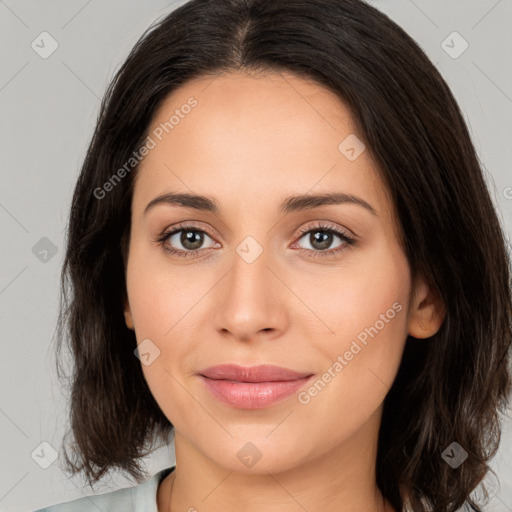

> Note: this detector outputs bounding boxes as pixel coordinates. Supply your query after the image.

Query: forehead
[132,70,388,218]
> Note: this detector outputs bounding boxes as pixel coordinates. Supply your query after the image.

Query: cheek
[295,242,410,354]
[125,237,208,338]
[125,241,218,426]
[297,247,411,437]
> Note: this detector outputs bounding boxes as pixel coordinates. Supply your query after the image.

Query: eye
[157,223,218,258]
[157,221,356,259]
[292,222,355,258]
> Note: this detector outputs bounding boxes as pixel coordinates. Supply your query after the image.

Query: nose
[212,243,288,342]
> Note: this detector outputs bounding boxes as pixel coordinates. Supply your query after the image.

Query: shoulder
[32,466,175,512]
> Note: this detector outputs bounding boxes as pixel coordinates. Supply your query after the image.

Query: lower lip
[199,375,313,409]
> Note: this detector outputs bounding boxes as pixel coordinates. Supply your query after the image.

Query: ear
[124,297,134,330]
[408,275,445,339]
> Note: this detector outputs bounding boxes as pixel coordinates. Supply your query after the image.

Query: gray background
[0,1,511,511]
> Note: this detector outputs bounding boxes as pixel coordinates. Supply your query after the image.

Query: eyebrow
[144,192,378,216]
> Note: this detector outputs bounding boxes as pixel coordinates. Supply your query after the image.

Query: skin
[123,69,445,512]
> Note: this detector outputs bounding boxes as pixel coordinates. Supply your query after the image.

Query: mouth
[198,363,313,382]
[198,364,314,409]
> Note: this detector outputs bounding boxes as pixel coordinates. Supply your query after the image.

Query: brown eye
[163,228,216,252]
[293,223,356,258]
[157,223,219,257]
[300,230,340,251]
[176,229,205,251]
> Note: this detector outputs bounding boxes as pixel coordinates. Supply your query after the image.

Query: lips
[198,364,314,409]
[198,364,312,382]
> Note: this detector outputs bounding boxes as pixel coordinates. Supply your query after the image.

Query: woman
[35,0,512,510]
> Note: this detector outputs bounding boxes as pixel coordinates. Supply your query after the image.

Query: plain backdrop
[0,1,511,511]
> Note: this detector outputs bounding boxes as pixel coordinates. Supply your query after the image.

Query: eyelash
[156,222,356,259]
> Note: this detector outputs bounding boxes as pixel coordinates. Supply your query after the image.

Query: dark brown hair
[54,1,512,510]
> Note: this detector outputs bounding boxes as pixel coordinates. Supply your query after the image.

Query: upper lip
[199,364,313,382]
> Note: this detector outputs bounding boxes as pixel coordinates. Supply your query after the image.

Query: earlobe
[408,277,445,339]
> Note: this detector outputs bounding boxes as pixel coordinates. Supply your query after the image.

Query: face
[124,69,440,475]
